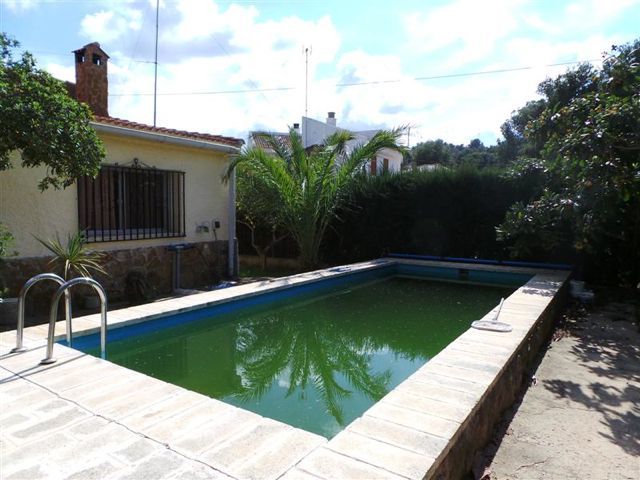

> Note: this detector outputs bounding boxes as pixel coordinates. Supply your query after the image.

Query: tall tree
[499,40,640,285]
[227,128,403,269]
[236,167,289,270]
[412,138,500,168]
[411,139,452,166]
[496,63,598,166]
[0,33,104,190]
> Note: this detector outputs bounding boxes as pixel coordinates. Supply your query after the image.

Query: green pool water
[88,276,514,438]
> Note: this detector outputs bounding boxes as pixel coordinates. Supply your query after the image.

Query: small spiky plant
[36,231,107,280]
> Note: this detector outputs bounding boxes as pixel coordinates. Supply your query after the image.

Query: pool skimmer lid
[471,298,513,333]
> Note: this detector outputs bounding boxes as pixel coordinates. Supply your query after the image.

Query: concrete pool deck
[0,259,569,479]
[481,298,640,479]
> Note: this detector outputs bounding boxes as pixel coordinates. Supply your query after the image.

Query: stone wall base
[0,241,228,319]
[429,281,569,480]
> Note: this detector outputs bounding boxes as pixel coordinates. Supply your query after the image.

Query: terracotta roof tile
[250,132,291,150]
[93,115,244,148]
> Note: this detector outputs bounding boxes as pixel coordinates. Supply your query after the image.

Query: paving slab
[296,447,406,480]
[430,354,503,376]
[365,401,461,439]
[277,468,323,480]
[347,416,448,458]
[409,370,489,396]
[395,378,479,409]
[328,430,435,479]
[118,390,209,431]
[198,419,324,480]
[145,396,259,449]
[0,376,239,480]
[382,389,470,423]
[414,362,495,387]
[170,409,263,457]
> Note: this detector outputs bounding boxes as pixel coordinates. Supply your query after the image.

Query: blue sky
[2,0,639,145]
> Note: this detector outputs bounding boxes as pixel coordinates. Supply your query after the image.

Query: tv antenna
[153,0,159,126]
[303,46,312,118]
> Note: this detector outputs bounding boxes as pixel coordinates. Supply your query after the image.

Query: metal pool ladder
[12,273,71,353]
[41,277,108,365]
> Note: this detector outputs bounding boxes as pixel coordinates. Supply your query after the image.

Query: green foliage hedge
[322,167,554,264]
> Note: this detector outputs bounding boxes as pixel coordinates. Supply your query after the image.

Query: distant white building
[416,163,446,172]
[249,112,403,175]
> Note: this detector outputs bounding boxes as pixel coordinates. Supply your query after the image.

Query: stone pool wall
[429,280,569,479]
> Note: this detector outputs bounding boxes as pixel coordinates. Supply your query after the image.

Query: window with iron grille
[78,164,185,242]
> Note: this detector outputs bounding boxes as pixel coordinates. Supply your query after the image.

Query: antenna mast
[153,0,159,126]
[304,46,311,118]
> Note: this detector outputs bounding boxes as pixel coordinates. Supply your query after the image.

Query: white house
[0,42,243,307]
[249,112,404,175]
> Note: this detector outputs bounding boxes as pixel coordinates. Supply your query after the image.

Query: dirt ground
[473,290,640,480]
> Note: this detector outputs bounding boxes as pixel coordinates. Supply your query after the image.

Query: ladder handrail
[12,273,72,353]
[41,277,108,365]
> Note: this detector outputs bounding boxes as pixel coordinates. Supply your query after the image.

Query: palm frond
[323,130,355,159]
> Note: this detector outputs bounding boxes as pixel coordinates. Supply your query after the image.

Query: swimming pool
[3,258,569,479]
[69,263,530,438]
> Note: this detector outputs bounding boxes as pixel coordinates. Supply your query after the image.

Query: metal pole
[64,290,73,346]
[153,0,159,127]
[228,166,237,278]
[41,278,107,365]
[304,47,309,118]
[12,273,66,353]
[100,293,108,359]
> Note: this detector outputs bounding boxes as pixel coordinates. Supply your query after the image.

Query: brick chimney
[326,111,336,127]
[73,42,109,117]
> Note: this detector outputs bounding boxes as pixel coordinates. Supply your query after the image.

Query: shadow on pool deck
[473,294,640,480]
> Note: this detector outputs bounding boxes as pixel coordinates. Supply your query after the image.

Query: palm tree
[226,128,403,269]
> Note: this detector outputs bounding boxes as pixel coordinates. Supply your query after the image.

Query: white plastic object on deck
[471,298,513,333]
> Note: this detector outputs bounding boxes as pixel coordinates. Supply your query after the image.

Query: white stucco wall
[0,153,78,258]
[375,148,403,174]
[302,117,339,148]
[0,132,233,258]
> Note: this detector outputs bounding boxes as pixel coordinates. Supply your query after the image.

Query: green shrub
[323,166,550,263]
[0,223,14,259]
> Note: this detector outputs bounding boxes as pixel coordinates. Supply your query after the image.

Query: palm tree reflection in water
[233,312,391,425]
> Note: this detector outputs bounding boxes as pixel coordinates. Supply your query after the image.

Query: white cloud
[101,1,342,139]
[390,0,637,144]
[167,0,258,43]
[3,0,36,11]
[320,29,623,145]
[566,0,640,24]
[521,13,561,36]
[65,0,637,147]
[403,0,525,69]
[502,35,617,67]
[80,8,143,43]
[45,62,74,83]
